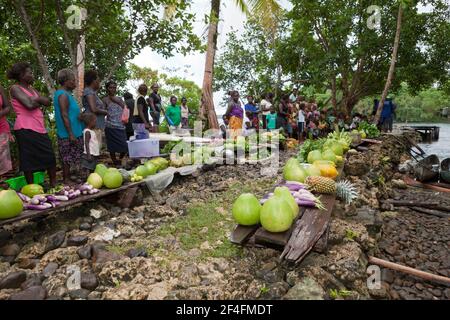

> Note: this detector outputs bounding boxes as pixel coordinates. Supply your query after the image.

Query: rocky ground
[0,133,448,300]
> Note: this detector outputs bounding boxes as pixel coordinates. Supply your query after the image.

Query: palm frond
[233,0,250,15]
[163,4,177,20]
[246,0,282,34]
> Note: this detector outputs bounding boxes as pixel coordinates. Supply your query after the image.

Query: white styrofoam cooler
[127,138,160,158]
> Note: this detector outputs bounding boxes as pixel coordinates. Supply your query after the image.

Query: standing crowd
[0,62,192,188]
[221,88,395,140]
[221,88,363,140]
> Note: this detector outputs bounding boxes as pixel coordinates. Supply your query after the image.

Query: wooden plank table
[0,181,146,227]
[280,194,336,263]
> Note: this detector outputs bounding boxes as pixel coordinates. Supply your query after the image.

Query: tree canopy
[215,0,450,114]
[129,63,202,113]
[0,0,202,93]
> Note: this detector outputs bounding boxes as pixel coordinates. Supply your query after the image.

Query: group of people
[0,62,191,188]
[222,88,344,140]
[221,88,394,140]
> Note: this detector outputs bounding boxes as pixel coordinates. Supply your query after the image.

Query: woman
[224,91,244,138]
[133,84,151,129]
[123,92,135,140]
[54,69,84,184]
[180,97,189,128]
[8,62,57,187]
[165,96,181,127]
[148,83,162,126]
[277,94,290,135]
[0,84,13,177]
[260,93,273,129]
[103,81,128,166]
[82,70,107,150]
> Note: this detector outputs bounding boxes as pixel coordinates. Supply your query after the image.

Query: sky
[128,0,292,114]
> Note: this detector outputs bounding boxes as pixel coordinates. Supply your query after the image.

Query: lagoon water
[397,122,450,161]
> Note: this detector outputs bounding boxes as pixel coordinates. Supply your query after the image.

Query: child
[220,114,229,139]
[245,110,260,131]
[180,97,189,128]
[80,113,100,178]
[318,113,328,137]
[266,107,277,131]
[297,103,306,142]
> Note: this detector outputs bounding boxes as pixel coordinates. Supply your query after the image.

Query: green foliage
[354,82,450,122]
[129,63,201,113]
[0,0,201,93]
[345,229,359,241]
[214,17,290,100]
[216,0,450,114]
[358,121,380,138]
[329,289,353,299]
[297,138,327,163]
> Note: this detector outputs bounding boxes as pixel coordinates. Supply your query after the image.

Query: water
[400,122,450,161]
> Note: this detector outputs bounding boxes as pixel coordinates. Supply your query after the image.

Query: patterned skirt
[0,133,12,175]
[57,136,84,166]
[229,116,243,139]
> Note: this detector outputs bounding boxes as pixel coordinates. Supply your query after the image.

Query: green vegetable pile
[358,121,380,138]
[297,138,326,163]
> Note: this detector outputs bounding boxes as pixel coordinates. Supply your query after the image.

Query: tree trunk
[201,0,220,130]
[331,76,337,110]
[374,4,403,124]
[76,34,86,103]
[17,0,55,94]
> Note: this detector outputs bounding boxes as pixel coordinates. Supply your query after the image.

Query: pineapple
[305,176,358,205]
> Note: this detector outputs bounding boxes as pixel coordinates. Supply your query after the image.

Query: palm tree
[374,2,405,125]
[201,0,282,129]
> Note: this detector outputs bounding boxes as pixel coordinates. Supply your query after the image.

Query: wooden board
[280,194,335,263]
[404,176,450,193]
[230,225,259,245]
[0,181,146,226]
[361,138,382,145]
[254,207,306,248]
[313,223,330,254]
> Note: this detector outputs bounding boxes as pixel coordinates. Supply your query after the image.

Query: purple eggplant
[25,203,52,210]
[46,195,69,202]
[67,192,77,200]
[16,192,31,202]
[48,201,60,208]
[79,184,93,192]
[295,199,317,207]
[283,182,306,191]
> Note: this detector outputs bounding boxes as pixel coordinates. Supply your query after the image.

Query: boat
[440,158,450,184]
[413,154,440,182]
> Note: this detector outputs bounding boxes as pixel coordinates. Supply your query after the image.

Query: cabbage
[232,193,261,226]
[260,195,294,233]
[274,187,299,219]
